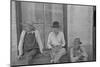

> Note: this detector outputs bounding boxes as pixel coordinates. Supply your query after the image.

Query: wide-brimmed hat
[74,38,82,44]
[51,21,60,28]
[22,21,35,30]
[22,21,32,26]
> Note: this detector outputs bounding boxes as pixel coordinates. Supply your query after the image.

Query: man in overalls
[18,21,43,64]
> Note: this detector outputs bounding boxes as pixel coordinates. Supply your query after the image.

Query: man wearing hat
[47,21,66,63]
[18,21,43,64]
[70,38,88,62]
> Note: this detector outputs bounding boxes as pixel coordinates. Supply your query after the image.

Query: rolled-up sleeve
[47,32,52,49]
[35,30,43,53]
[18,30,26,56]
[61,32,65,46]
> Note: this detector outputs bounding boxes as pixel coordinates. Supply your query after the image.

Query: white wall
[67,5,93,47]
[67,5,94,60]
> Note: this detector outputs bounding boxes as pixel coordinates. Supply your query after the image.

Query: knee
[60,48,66,55]
[83,57,88,61]
[71,59,76,62]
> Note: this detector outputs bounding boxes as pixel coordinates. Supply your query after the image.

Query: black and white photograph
[11,0,96,66]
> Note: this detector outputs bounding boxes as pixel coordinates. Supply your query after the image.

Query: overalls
[23,32,40,64]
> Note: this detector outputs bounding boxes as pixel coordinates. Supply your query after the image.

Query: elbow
[47,45,52,49]
[62,43,65,47]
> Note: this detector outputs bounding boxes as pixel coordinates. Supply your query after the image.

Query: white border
[0,0,99,67]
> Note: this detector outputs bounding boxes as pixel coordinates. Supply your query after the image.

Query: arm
[70,48,79,62]
[81,47,88,58]
[35,30,43,53]
[18,30,26,56]
[60,32,65,47]
[47,32,52,49]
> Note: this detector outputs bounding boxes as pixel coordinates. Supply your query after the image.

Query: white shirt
[18,30,43,56]
[47,31,65,49]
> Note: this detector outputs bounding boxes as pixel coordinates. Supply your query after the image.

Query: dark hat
[51,21,60,28]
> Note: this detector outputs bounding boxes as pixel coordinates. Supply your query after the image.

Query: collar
[27,31,35,34]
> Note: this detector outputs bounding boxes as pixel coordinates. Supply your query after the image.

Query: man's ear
[80,42,82,44]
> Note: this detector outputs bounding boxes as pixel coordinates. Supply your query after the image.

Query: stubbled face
[53,28,59,33]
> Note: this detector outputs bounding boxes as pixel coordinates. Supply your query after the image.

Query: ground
[11,45,93,66]
[11,52,69,66]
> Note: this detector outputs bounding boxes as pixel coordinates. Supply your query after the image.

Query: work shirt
[47,31,65,49]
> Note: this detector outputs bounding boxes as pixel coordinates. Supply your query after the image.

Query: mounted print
[11,0,96,66]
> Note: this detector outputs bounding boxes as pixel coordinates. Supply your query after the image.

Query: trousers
[50,47,66,63]
[22,48,39,64]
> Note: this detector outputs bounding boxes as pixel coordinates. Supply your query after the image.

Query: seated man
[70,38,88,62]
[47,21,66,63]
[18,21,43,64]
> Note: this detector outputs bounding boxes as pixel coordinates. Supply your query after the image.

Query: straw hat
[74,38,82,44]
[22,21,35,30]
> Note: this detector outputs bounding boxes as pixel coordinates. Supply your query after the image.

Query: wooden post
[63,5,68,51]
[15,1,22,55]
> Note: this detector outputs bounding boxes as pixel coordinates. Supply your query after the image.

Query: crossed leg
[25,49,39,64]
[53,48,66,63]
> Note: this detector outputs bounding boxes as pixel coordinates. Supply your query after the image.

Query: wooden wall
[20,2,65,49]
